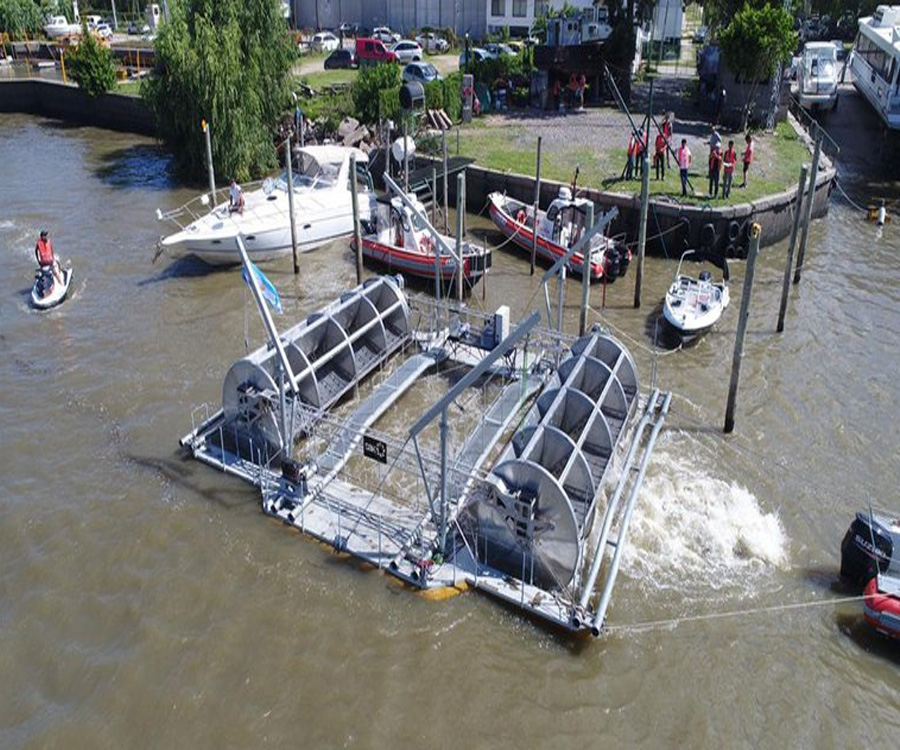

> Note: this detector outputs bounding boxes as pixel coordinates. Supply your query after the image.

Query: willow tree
[143,0,295,182]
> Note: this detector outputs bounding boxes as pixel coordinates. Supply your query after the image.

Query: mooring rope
[604,593,874,635]
[832,177,871,214]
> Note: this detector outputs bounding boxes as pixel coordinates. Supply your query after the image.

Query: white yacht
[849,5,900,129]
[796,42,840,110]
[158,146,377,265]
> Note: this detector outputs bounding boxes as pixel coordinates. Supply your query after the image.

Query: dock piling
[202,119,215,204]
[634,81,653,309]
[777,165,808,332]
[531,136,542,276]
[442,130,449,234]
[456,172,465,301]
[286,138,300,275]
[579,203,594,335]
[794,129,823,285]
[725,222,762,434]
[350,152,362,284]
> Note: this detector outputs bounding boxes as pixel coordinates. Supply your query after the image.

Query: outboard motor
[840,513,894,588]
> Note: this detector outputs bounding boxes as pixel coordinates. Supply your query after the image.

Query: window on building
[491,0,506,16]
[513,0,527,17]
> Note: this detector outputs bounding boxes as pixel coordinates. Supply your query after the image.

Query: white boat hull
[662,274,729,341]
[31,267,73,310]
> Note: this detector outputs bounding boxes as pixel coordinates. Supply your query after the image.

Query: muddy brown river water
[1,104,898,747]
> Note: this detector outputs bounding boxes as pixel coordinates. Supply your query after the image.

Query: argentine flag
[242,260,283,314]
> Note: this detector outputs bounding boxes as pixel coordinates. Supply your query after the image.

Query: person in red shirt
[34,230,62,284]
[722,139,737,199]
[740,134,753,188]
[654,130,667,180]
[625,131,637,180]
[662,113,673,168]
[708,143,723,198]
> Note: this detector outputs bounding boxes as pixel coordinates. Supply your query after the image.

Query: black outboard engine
[34,268,54,299]
[604,247,621,280]
[840,512,894,588]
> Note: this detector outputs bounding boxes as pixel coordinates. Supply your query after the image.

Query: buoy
[877,205,887,226]
[867,203,891,224]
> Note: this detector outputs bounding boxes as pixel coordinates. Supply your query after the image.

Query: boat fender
[728,220,740,243]
[726,243,736,258]
[700,223,717,251]
[419,235,433,253]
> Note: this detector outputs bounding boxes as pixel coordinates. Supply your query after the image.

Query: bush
[424,72,462,121]
[351,62,402,124]
[470,53,526,86]
[66,24,117,97]
[0,0,44,37]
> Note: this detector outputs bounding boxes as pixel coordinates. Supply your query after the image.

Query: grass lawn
[115,79,143,96]
[297,68,357,89]
[455,117,810,207]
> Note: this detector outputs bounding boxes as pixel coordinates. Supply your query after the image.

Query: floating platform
[181,276,670,637]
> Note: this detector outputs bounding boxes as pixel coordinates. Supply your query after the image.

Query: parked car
[402,61,442,84]
[415,32,449,53]
[372,26,401,44]
[484,43,516,58]
[693,26,708,44]
[324,48,356,69]
[355,37,398,65]
[94,22,113,40]
[391,40,423,62]
[458,47,489,69]
[338,22,357,36]
[84,14,102,29]
[311,31,340,53]
[128,21,150,35]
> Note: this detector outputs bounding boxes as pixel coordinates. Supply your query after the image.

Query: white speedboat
[31,265,73,310]
[796,42,839,110]
[43,15,82,38]
[488,187,630,282]
[662,251,730,343]
[157,145,377,265]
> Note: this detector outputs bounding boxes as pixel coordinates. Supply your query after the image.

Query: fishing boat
[359,193,491,288]
[841,508,900,639]
[849,5,900,129]
[661,250,730,343]
[796,41,840,110]
[487,187,630,282]
[31,264,73,310]
[157,145,377,265]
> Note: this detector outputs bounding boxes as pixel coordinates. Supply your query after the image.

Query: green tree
[142,0,295,182]
[0,0,44,37]
[66,22,117,97]
[351,62,401,125]
[718,3,796,129]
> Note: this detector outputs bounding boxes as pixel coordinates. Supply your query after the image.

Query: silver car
[402,62,442,84]
[391,40,423,62]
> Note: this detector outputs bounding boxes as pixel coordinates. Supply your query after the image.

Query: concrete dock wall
[454,161,834,258]
[0,79,156,136]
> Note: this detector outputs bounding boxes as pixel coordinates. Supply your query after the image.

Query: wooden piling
[634,81,652,309]
[456,172,465,301]
[579,203,594,336]
[793,130,823,285]
[531,136,542,276]
[350,152,362,284]
[286,138,300,275]
[202,120,215,204]
[442,129,449,234]
[725,222,762,434]
[777,165,808,333]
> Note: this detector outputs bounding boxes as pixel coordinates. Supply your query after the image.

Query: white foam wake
[622,440,789,600]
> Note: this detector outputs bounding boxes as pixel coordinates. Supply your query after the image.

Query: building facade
[293,0,488,38]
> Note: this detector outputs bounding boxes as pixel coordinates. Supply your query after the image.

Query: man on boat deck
[34,230,62,284]
[229,179,245,215]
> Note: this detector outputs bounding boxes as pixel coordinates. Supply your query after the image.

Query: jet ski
[31,264,73,310]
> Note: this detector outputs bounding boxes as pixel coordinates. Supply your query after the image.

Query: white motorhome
[849,5,900,128]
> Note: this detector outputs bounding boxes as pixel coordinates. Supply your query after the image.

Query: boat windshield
[290,151,341,188]
[804,49,836,78]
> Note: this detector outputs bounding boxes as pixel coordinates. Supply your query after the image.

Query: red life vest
[743,141,753,165]
[709,148,722,171]
[723,148,737,173]
[655,133,667,154]
[678,146,691,169]
[36,237,54,266]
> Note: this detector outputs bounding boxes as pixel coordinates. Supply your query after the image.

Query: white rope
[605,593,874,635]
[832,177,870,214]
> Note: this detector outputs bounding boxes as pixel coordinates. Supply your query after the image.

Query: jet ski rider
[35,230,62,285]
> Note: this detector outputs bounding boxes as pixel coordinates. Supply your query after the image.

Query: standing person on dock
[740,133,754,188]
[654,128,667,180]
[551,78,562,111]
[567,73,578,110]
[677,138,691,197]
[625,130,637,180]
[708,142,722,199]
[722,140,737,199]
[662,112,673,168]
[576,72,587,110]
